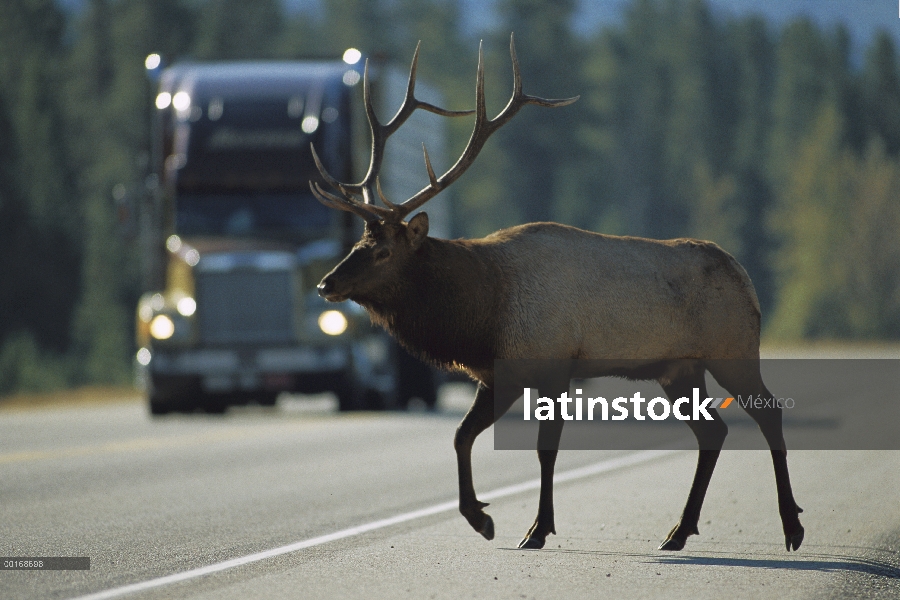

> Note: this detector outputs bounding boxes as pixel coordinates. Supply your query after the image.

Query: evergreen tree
[581,0,733,241]
[861,32,900,154]
[487,0,584,227]
[318,0,397,58]
[64,0,196,384]
[767,104,900,339]
[0,0,80,360]
[193,0,284,60]
[720,15,777,316]
[767,19,851,185]
[5,0,900,397]
[765,103,843,339]
[839,141,900,338]
[278,9,327,59]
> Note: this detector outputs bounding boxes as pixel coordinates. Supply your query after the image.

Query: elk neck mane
[356,235,505,374]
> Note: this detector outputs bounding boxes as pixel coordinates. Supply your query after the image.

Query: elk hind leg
[708,361,804,551]
[659,371,728,551]
[518,382,567,550]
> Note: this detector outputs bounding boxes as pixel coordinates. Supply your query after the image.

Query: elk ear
[406,212,429,250]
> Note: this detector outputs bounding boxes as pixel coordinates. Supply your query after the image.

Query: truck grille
[196,269,295,345]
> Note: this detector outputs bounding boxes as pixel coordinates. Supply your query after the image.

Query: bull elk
[311,35,804,552]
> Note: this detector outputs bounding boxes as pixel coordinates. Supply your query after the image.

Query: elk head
[312,34,578,304]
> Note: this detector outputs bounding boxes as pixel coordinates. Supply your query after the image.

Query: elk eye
[373,248,391,261]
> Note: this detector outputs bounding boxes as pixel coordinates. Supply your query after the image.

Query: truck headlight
[150,314,176,340]
[136,347,152,366]
[318,310,348,336]
[176,296,196,316]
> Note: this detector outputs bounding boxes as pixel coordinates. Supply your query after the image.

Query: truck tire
[148,374,199,415]
[149,396,173,416]
[395,346,437,410]
[335,376,364,411]
[257,392,279,407]
[201,393,229,414]
[362,388,387,411]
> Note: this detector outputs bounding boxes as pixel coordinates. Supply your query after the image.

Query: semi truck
[135,54,445,414]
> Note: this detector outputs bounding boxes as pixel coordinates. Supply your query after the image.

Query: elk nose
[317,280,334,298]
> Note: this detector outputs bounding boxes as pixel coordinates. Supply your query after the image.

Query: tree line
[1,0,898,394]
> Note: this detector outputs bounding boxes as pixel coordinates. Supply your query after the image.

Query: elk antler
[393,34,579,221]
[311,34,579,224]
[310,42,474,223]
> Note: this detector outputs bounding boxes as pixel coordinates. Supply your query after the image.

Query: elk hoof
[517,520,554,549]
[658,523,697,551]
[657,537,685,551]
[517,535,545,550]
[785,525,804,552]
[479,515,495,541]
[461,501,493,539]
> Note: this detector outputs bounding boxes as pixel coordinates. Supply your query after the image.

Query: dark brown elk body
[323,223,760,371]
[313,36,805,553]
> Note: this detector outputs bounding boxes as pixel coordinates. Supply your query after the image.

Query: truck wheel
[258,392,279,407]
[419,376,438,410]
[362,389,387,411]
[149,397,172,416]
[395,347,437,410]
[335,378,363,411]
[148,374,198,415]
[201,393,229,414]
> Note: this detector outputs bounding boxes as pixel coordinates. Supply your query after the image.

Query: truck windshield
[176,191,334,241]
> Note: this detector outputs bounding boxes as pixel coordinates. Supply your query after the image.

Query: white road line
[69,449,679,600]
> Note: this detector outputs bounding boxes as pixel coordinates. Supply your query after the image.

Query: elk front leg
[454,382,515,540]
[518,417,564,549]
[659,374,728,551]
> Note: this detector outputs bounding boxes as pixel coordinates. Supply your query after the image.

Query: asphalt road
[1,382,899,600]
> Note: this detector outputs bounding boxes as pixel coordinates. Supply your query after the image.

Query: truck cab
[136,59,437,414]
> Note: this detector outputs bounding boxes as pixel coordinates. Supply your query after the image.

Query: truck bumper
[142,346,350,393]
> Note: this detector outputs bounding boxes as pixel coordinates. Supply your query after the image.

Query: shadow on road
[649,552,900,578]
[500,546,900,579]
